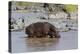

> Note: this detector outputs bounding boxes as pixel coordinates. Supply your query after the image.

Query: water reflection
[25,38,60,47]
[24,38,60,52]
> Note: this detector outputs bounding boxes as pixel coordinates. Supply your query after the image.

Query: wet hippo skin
[25,22,60,38]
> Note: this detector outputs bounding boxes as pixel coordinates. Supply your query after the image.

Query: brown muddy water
[11,31,78,53]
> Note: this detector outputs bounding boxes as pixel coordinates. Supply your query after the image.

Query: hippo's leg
[54,33,61,38]
[27,31,34,38]
[27,34,34,38]
[48,32,60,38]
[48,32,54,38]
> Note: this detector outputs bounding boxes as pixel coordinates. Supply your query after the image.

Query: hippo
[25,22,60,38]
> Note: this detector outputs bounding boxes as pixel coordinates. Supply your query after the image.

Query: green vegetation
[16,2,34,6]
[65,4,78,13]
